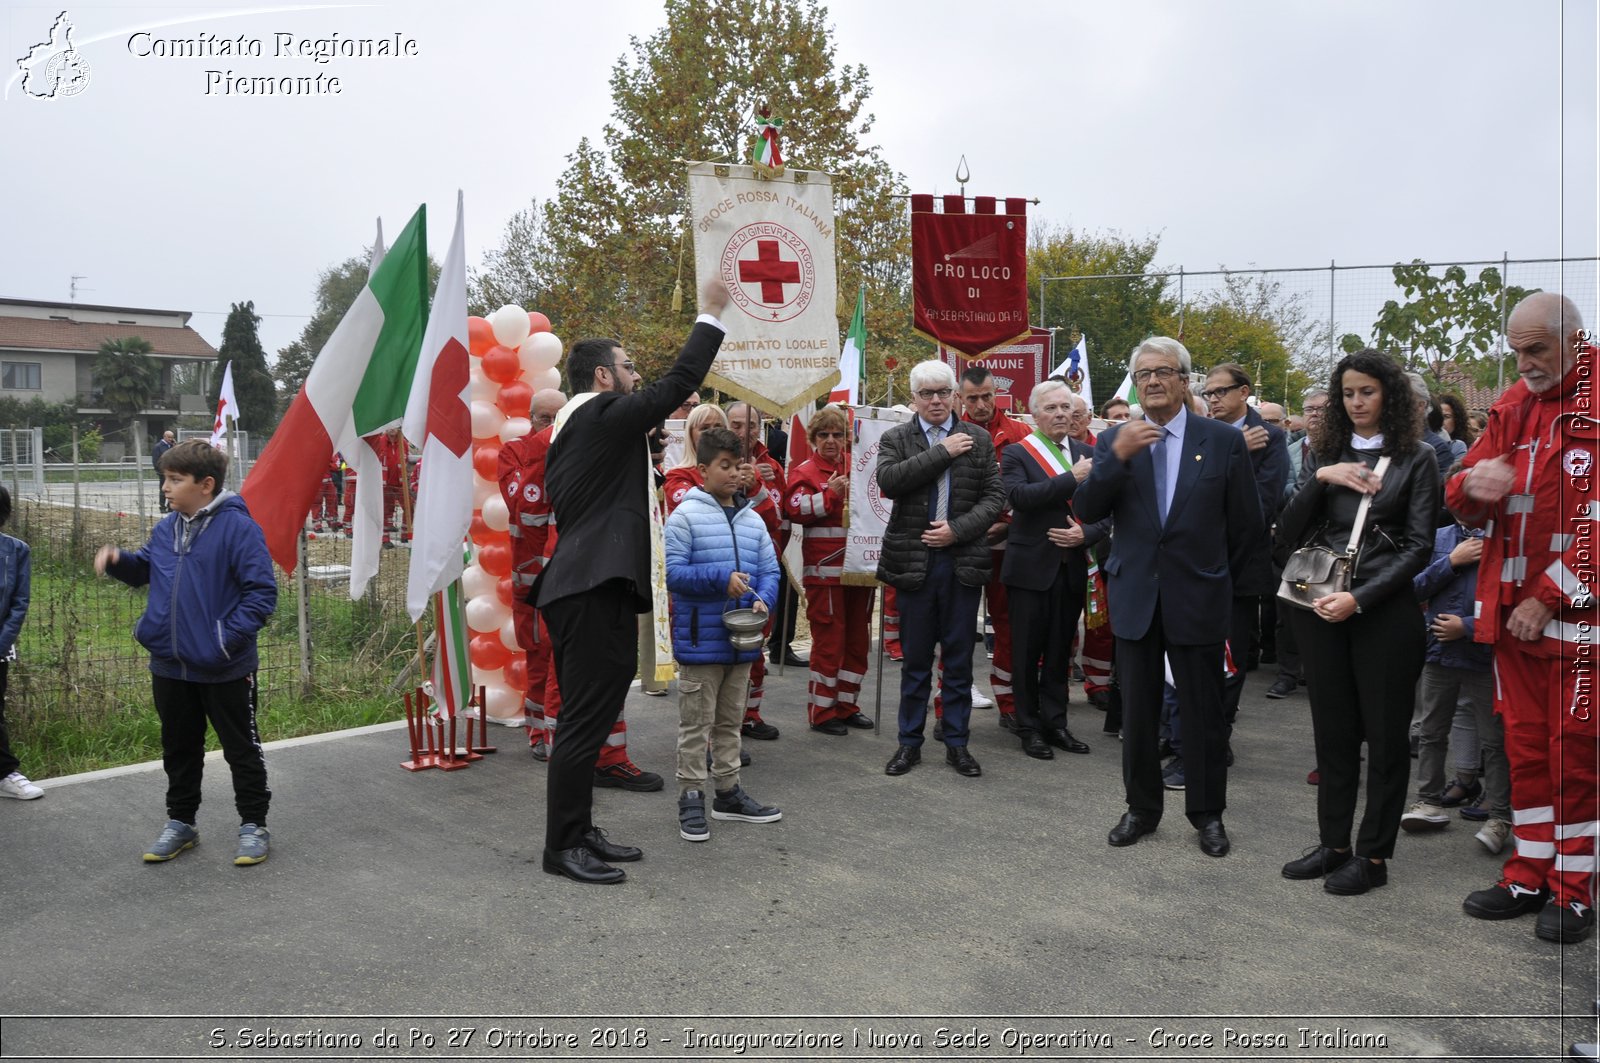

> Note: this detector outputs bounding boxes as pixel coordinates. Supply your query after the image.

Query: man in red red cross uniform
[1452,292,1600,945]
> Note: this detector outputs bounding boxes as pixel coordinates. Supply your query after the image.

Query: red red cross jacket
[785,454,848,584]
[498,426,555,593]
[1446,342,1599,658]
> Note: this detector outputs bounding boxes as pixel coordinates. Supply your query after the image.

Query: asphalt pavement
[3,659,1596,1062]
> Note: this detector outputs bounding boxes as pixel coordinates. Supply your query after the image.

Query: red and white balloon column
[461,304,562,724]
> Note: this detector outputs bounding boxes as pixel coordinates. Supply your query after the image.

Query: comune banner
[939,327,1052,414]
[911,193,1030,358]
[688,162,840,418]
[843,406,912,586]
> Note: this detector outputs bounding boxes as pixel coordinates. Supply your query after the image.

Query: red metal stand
[462,685,499,756]
[401,686,498,771]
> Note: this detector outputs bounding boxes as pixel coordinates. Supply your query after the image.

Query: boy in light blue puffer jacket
[664,427,780,842]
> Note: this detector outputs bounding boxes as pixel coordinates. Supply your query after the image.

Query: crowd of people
[1,284,1591,958]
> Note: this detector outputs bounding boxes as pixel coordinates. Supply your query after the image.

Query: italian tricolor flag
[1114,371,1139,407]
[241,205,429,593]
[830,287,865,405]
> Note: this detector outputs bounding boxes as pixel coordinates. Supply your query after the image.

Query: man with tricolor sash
[1002,379,1105,760]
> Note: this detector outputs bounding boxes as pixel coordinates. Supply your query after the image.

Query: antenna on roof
[69,275,93,302]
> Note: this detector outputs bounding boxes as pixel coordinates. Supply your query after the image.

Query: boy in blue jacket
[1403,514,1508,854]
[95,440,278,865]
[0,486,39,800]
[665,427,781,842]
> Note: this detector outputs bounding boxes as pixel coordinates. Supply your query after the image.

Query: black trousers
[543,583,639,854]
[152,673,269,825]
[1008,566,1084,738]
[0,662,17,778]
[1220,593,1257,723]
[768,570,801,656]
[1291,592,1424,860]
[1117,608,1228,827]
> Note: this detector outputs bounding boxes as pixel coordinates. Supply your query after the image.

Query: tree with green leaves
[516,0,910,397]
[1339,260,1535,386]
[93,336,158,448]
[1028,223,1174,402]
[1158,273,1321,406]
[214,301,278,434]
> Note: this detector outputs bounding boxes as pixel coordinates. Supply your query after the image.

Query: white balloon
[481,493,510,532]
[470,400,506,439]
[498,416,533,443]
[469,375,500,404]
[482,681,523,721]
[532,367,562,392]
[490,304,531,349]
[524,331,563,371]
[499,614,520,652]
[472,473,497,508]
[464,592,510,634]
[461,562,495,601]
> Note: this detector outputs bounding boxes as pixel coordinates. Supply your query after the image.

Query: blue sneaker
[711,785,782,823]
[1162,757,1187,791]
[143,819,198,862]
[234,823,270,866]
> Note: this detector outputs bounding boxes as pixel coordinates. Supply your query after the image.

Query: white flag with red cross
[209,361,237,448]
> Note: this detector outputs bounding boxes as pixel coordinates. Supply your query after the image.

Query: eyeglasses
[1199,383,1245,401]
[605,360,636,374]
[1304,403,1328,415]
[813,431,845,440]
[915,388,953,401]
[1132,367,1182,383]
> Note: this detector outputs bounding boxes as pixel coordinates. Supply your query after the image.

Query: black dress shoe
[1282,845,1352,880]
[1324,856,1387,895]
[809,719,848,736]
[885,745,920,776]
[1021,734,1054,759]
[998,714,1019,733]
[932,720,945,741]
[945,746,982,777]
[842,712,874,729]
[1107,812,1157,847]
[770,648,809,667]
[1047,728,1090,754]
[580,827,642,863]
[541,846,626,884]
[1197,819,1230,858]
[1087,689,1111,711]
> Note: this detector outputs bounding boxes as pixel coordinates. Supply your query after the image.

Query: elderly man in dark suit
[534,280,729,884]
[877,359,1006,779]
[1074,338,1264,857]
[1001,379,1106,760]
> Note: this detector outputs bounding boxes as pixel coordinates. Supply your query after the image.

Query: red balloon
[477,541,513,577]
[496,380,533,419]
[469,634,512,672]
[496,576,514,607]
[504,656,529,691]
[469,510,493,543]
[468,317,496,357]
[527,311,552,335]
[472,444,501,481]
[482,345,520,384]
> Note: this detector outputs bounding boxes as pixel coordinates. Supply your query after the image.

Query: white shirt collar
[1350,432,1385,451]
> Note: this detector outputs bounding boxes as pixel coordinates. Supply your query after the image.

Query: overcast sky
[2,0,1595,361]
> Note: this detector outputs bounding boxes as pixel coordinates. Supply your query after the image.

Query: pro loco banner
[688,161,840,418]
[843,406,913,586]
[911,194,1031,358]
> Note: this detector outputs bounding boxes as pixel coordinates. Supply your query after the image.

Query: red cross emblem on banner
[720,222,815,323]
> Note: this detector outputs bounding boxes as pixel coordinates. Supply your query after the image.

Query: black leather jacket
[1277,439,1439,611]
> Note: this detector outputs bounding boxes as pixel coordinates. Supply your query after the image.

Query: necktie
[929,425,949,523]
[1152,430,1169,524]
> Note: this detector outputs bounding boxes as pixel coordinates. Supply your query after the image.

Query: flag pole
[394,435,429,694]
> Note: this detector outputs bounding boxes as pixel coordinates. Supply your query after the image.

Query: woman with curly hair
[1428,392,1474,461]
[1276,349,1439,895]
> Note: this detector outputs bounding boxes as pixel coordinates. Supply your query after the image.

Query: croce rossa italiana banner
[688,162,840,417]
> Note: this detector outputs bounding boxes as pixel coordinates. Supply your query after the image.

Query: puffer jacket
[1277,439,1439,611]
[875,418,1007,590]
[665,487,779,665]
[106,491,278,682]
[1413,523,1492,670]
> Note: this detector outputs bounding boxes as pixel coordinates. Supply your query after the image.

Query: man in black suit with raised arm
[1073,337,1263,858]
[1001,379,1106,760]
[535,279,729,884]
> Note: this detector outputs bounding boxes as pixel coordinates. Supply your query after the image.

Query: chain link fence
[1038,256,1600,410]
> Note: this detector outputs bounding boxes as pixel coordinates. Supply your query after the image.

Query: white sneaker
[0,771,44,800]
[1400,801,1449,832]
[970,690,995,710]
[1475,817,1511,855]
